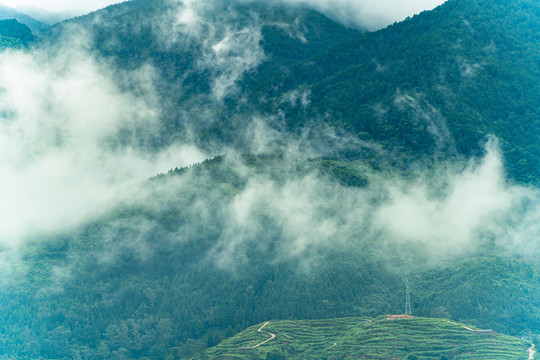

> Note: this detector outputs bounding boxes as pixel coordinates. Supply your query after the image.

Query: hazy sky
[1,0,128,13]
[287,0,448,29]
[1,0,448,28]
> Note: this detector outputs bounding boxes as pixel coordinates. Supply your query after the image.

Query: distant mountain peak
[0,3,49,33]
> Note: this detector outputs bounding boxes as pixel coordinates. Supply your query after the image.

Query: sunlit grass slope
[203,316,530,359]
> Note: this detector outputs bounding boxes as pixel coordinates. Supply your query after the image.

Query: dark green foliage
[205,317,529,359]
[266,352,286,360]
[0,157,539,359]
[316,160,369,187]
[40,0,361,152]
[0,34,23,49]
[0,4,49,33]
[38,0,540,184]
[247,0,540,183]
[0,0,538,359]
[0,19,34,47]
[43,0,540,185]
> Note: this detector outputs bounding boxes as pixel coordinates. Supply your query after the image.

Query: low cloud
[2,0,537,277]
[204,140,538,269]
[283,0,448,30]
[0,34,205,247]
[5,0,128,14]
[6,0,448,30]
[374,140,527,256]
[394,90,458,155]
[154,0,265,101]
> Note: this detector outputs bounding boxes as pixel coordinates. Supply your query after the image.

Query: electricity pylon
[405,278,412,316]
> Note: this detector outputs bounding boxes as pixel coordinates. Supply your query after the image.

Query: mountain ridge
[244,0,540,182]
[48,0,540,182]
[0,4,48,33]
[0,0,538,359]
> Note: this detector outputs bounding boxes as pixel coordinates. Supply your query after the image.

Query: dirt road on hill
[447,320,533,359]
[241,321,276,349]
[445,320,492,333]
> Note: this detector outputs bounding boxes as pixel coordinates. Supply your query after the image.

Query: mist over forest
[0,0,538,358]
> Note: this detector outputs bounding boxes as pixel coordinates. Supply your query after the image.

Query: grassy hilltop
[203,317,530,359]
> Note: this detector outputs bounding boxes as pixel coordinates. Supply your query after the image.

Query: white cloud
[0,36,205,246]
[206,140,540,269]
[1,0,448,30]
[1,0,127,14]
[374,141,527,255]
[283,0,448,29]
[154,0,266,101]
[204,27,265,100]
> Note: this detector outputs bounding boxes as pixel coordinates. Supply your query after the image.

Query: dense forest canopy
[0,0,538,358]
[0,18,34,47]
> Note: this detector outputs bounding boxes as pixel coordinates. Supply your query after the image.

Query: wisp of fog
[0,0,538,280]
[0,30,205,247]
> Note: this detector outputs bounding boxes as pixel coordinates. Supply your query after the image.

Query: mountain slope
[203,317,531,359]
[0,0,538,359]
[46,0,359,67]
[1,155,538,359]
[247,0,539,182]
[38,0,539,183]
[0,4,48,33]
[40,0,360,149]
[0,18,35,47]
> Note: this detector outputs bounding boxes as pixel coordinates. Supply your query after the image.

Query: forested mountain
[43,0,539,182]
[0,0,538,359]
[41,0,362,154]
[2,155,539,359]
[0,4,48,33]
[0,18,34,48]
[244,0,540,182]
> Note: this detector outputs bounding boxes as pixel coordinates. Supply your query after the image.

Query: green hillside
[0,0,538,359]
[247,0,540,183]
[203,317,530,359]
[39,0,361,152]
[0,4,49,33]
[1,155,538,359]
[40,0,540,182]
[0,18,35,48]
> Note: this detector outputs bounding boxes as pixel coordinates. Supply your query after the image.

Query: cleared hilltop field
[202,317,530,359]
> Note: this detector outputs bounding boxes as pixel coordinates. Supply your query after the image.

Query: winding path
[445,320,492,333]
[241,321,276,349]
[528,343,535,360]
[446,320,534,359]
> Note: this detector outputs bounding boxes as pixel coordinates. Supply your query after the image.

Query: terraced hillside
[203,317,531,359]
